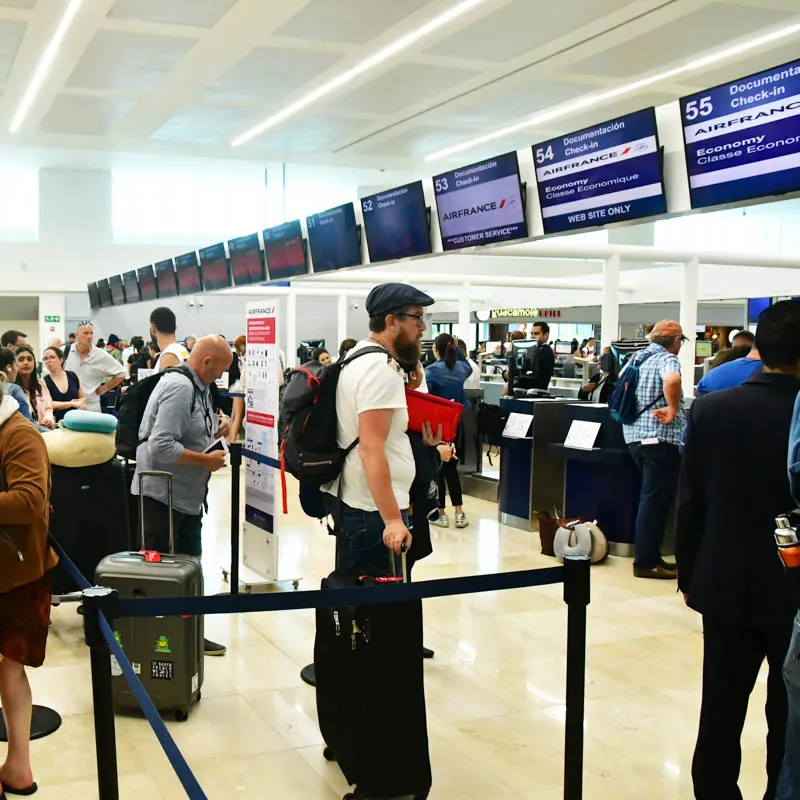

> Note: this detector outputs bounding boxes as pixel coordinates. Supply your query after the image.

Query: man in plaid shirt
[622,320,688,579]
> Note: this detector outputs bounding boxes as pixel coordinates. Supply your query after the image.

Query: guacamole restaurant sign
[490,308,562,319]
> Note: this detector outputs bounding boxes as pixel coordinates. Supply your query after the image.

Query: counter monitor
[306,203,362,273]
[361,180,432,263]
[109,275,125,307]
[263,220,308,281]
[155,258,178,298]
[175,251,202,295]
[97,278,112,308]
[229,232,266,287]
[199,242,232,291]
[87,282,100,310]
[433,151,528,251]
[122,270,140,304]
[137,265,158,302]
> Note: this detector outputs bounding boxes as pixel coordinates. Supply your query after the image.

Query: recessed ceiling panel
[334,62,477,116]
[151,105,260,144]
[428,0,633,63]
[204,46,343,106]
[274,0,432,45]
[0,20,25,82]
[107,0,238,28]
[567,2,795,78]
[40,95,135,135]
[354,124,478,158]
[65,31,197,92]
[252,115,370,152]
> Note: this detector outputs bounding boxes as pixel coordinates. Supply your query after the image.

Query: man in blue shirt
[696,346,762,396]
[622,320,687,579]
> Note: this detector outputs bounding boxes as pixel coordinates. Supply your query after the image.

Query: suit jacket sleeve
[675,403,707,593]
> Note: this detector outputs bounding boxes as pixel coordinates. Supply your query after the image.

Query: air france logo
[541,144,638,177]
[443,197,517,220]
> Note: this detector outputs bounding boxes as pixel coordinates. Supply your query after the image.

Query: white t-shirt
[154,342,189,372]
[323,340,414,512]
[465,358,481,390]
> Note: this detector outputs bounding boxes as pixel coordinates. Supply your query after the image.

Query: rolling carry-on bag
[95,470,203,721]
[50,459,131,595]
[315,551,432,800]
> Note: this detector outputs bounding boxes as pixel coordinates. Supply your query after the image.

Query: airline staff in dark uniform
[531,321,555,390]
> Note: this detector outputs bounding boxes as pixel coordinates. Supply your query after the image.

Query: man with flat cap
[323,282,434,570]
[622,319,688,579]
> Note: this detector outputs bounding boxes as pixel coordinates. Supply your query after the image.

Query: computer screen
[122,270,140,304]
[97,278,113,308]
[695,341,713,359]
[109,275,125,307]
[748,297,772,324]
[306,203,361,273]
[199,243,231,291]
[155,259,178,298]
[263,220,308,281]
[87,282,101,310]
[228,233,266,287]
[137,266,158,301]
[175,251,202,295]
[361,180,431,263]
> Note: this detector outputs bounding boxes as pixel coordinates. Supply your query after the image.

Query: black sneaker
[659,558,678,571]
[422,646,435,659]
[204,638,227,656]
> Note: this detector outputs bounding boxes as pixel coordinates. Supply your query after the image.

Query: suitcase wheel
[175,708,189,722]
[322,746,335,762]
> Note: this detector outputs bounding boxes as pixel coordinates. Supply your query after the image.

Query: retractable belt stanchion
[82,586,120,800]
[563,555,590,800]
[229,442,242,595]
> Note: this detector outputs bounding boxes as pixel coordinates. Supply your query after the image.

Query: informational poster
[680,57,800,209]
[242,302,281,581]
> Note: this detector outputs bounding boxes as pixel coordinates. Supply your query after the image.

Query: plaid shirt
[621,343,686,446]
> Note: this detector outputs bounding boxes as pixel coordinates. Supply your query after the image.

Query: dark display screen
[137,266,158,301]
[97,278,112,308]
[263,220,307,280]
[534,107,667,234]
[229,233,265,287]
[306,203,361,273]
[175,251,202,295]
[122,270,140,304]
[433,151,528,250]
[88,282,100,310]
[155,259,178,298]
[110,275,125,306]
[361,180,431,262]
[680,57,800,209]
[199,243,231,291]
[748,297,772,323]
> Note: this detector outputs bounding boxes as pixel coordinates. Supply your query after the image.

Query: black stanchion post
[230,442,242,595]
[82,586,120,800]
[563,555,590,800]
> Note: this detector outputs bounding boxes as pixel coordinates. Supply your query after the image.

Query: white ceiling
[0,0,795,169]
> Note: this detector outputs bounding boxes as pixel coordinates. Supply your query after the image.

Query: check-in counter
[497,397,581,530]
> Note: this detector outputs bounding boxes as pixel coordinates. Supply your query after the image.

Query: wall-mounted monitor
[680,57,800,209]
[748,296,772,323]
[109,275,125,306]
[155,259,178,298]
[695,341,713,359]
[433,151,528,251]
[199,242,231,291]
[88,282,100,310]
[306,202,362,273]
[228,233,266,287]
[361,180,432,263]
[175,251,202,295]
[137,265,158,302]
[534,107,667,234]
[263,220,308,281]
[122,270,140,304]
[97,278,113,308]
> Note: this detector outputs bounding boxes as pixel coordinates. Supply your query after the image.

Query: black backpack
[116,365,200,460]
[279,346,392,487]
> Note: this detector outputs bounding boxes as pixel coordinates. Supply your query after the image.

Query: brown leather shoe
[633,565,678,580]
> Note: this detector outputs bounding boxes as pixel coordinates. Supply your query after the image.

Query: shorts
[0,572,53,667]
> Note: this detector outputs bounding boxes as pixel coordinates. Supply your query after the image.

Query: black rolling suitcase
[50,459,132,594]
[95,471,203,721]
[315,553,431,800]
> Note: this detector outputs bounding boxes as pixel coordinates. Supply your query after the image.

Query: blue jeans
[336,503,408,574]
[629,441,681,570]
[778,614,800,799]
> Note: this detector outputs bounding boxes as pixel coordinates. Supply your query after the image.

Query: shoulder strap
[164,364,201,414]
[341,345,396,366]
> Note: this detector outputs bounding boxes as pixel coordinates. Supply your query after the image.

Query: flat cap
[365,282,434,318]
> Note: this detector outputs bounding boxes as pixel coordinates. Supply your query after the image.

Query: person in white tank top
[150,307,188,372]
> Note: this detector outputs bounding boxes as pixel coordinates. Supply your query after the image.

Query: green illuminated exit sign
[44,315,60,323]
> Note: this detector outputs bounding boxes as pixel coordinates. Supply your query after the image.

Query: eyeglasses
[394,313,425,329]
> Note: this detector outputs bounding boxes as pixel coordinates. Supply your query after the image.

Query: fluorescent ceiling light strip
[424,21,800,161]
[10,0,85,134]
[231,0,488,147]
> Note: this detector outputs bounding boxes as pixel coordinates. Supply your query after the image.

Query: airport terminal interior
[1,0,800,798]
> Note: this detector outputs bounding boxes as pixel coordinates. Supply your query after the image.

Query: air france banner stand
[681,57,800,209]
[534,107,667,234]
[242,302,293,587]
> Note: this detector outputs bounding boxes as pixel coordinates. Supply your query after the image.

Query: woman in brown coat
[0,380,57,796]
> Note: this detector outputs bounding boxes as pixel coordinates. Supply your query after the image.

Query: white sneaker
[455,512,469,528]
[430,512,449,528]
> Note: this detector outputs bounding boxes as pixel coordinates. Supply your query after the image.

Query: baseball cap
[365,283,434,318]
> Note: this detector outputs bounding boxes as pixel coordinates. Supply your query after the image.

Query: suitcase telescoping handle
[389,543,408,583]
[138,470,174,555]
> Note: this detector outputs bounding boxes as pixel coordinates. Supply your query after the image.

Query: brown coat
[0,411,57,594]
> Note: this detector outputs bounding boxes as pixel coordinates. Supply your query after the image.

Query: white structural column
[457,282,474,349]
[286,293,297,367]
[337,293,348,352]
[679,258,700,398]
[600,255,621,349]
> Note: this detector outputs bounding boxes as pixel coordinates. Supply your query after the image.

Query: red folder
[405,388,463,443]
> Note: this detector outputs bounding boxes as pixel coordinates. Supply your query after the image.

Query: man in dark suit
[676,299,800,800]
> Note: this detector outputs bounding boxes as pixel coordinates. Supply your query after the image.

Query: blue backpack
[608,350,663,425]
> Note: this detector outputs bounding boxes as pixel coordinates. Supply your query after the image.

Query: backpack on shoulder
[608,350,663,425]
[116,365,199,460]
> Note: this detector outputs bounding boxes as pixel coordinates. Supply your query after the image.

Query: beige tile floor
[31,469,775,799]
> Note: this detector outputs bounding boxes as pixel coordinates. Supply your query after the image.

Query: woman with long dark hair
[0,349,32,421]
[425,332,472,529]
[14,347,55,429]
[42,346,85,422]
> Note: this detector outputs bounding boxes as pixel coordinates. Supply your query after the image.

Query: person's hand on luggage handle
[383,519,412,555]
[421,421,443,447]
[204,449,227,472]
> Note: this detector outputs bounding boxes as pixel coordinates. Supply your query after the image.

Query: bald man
[132,335,233,656]
[622,320,688,579]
